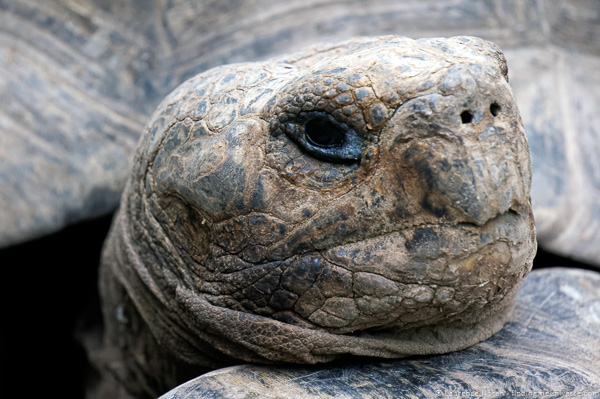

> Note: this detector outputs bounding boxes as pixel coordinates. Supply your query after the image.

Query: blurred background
[1,0,598,397]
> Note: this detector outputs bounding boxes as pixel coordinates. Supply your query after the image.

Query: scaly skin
[98,36,536,398]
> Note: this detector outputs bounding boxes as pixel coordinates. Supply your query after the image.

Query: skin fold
[97,36,536,398]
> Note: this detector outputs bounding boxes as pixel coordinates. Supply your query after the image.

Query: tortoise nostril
[460,110,473,124]
[490,103,501,117]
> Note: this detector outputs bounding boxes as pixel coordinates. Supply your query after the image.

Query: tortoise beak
[402,126,526,226]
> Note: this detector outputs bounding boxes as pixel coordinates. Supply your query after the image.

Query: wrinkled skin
[98,36,536,398]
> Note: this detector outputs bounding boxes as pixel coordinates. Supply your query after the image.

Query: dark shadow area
[532,246,598,272]
[1,214,113,399]
[0,213,597,398]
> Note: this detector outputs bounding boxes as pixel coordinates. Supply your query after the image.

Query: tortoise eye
[299,113,363,163]
[305,116,346,148]
[278,112,365,163]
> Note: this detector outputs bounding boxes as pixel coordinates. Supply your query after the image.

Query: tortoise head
[105,36,536,368]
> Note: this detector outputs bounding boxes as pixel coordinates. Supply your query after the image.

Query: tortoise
[1,1,599,398]
[91,33,598,397]
[90,35,537,397]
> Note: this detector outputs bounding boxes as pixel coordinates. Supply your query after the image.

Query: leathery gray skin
[98,36,537,398]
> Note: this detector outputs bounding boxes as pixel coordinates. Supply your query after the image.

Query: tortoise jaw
[202,207,534,334]
[311,208,534,333]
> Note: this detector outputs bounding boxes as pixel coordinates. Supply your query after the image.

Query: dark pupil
[305,117,346,148]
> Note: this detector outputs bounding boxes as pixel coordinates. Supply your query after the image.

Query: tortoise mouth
[212,209,534,334]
